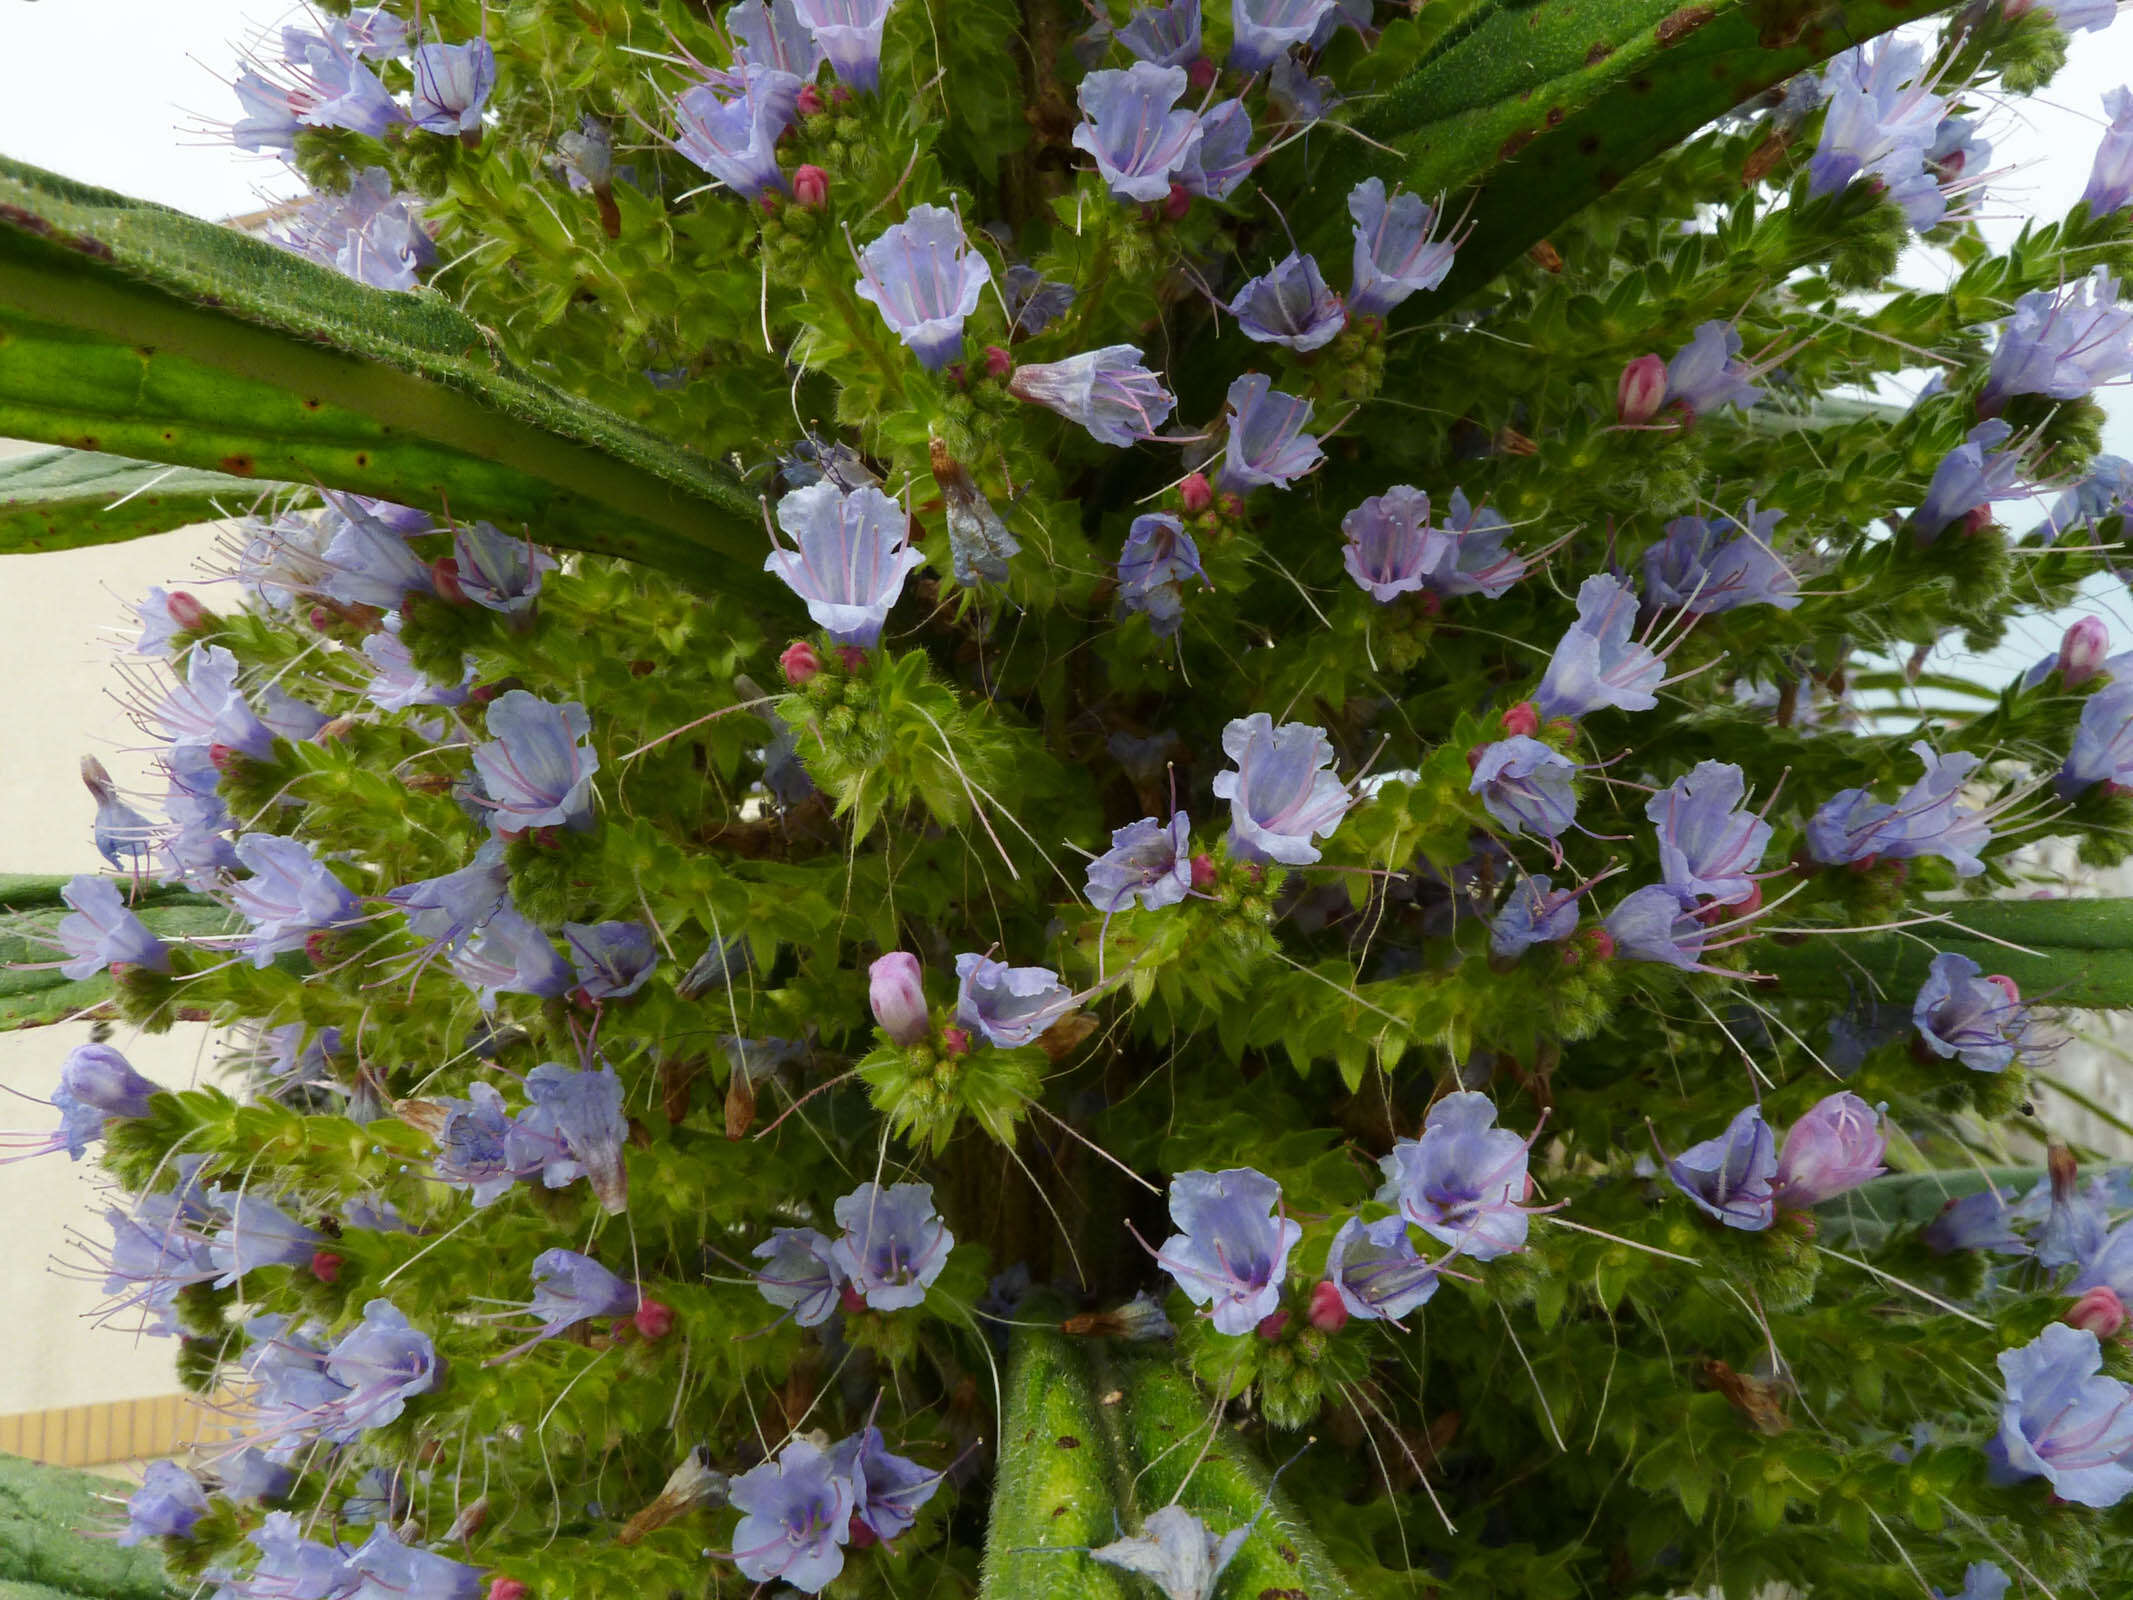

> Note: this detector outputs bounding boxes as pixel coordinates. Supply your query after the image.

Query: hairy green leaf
[0,446,300,554]
[1763,897,2133,1009]
[979,1326,1130,1600]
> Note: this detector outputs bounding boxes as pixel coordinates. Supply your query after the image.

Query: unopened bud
[309,607,334,632]
[165,590,215,632]
[633,1298,675,1340]
[780,639,821,687]
[1189,852,1218,892]
[1255,1309,1290,1341]
[2068,1285,2127,1339]
[1186,56,1218,93]
[847,1513,880,1548]
[839,1284,868,1315]
[939,1025,972,1059]
[1616,353,1669,425]
[487,1581,530,1600]
[1465,743,1487,771]
[792,164,829,209]
[1960,506,1993,536]
[2049,1142,2080,1204]
[1179,472,1214,515]
[309,1250,344,1283]
[431,556,468,605]
[1586,929,1617,963]
[1985,973,2020,1005]
[1163,182,1191,221]
[836,644,868,673]
[868,952,930,1044]
[796,83,826,117]
[2059,616,2110,688]
[982,345,1014,380]
[1307,1280,1348,1333]
[1500,701,1539,738]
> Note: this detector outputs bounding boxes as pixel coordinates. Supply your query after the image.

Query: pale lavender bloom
[1347,178,1457,318]
[1809,40,1944,216]
[472,691,600,834]
[562,920,659,1001]
[409,38,497,135]
[729,0,826,75]
[1981,269,2133,413]
[97,1198,214,1332]
[1641,503,1799,614]
[753,1226,848,1326]
[1156,1167,1300,1333]
[347,1526,484,1600]
[452,522,555,617]
[226,834,360,966]
[1091,1505,1248,1600]
[1341,484,1449,601]
[793,0,894,91]
[868,952,929,1042]
[120,1458,208,1546]
[1469,737,1577,840]
[1268,55,1338,123]
[1914,951,2035,1072]
[1117,0,1202,65]
[1924,1187,2029,1255]
[1325,1214,1439,1321]
[2074,1219,2133,1297]
[362,632,468,712]
[1806,742,1990,876]
[2039,0,2120,30]
[1927,114,1991,186]
[241,1512,358,1599]
[1647,761,1770,906]
[219,1447,297,1504]
[1214,372,1322,492]
[1489,873,1581,958]
[954,953,1075,1046]
[1229,252,1344,351]
[1228,0,1338,71]
[853,204,992,369]
[230,68,305,153]
[386,842,509,949]
[518,1063,629,1212]
[445,903,574,1010]
[767,481,926,645]
[333,6,410,57]
[2084,87,2133,215]
[2059,678,2133,797]
[319,502,435,610]
[1936,1564,2011,1600]
[60,1043,161,1120]
[323,1299,438,1434]
[258,686,328,743]
[1664,321,1763,415]
[672,66,802,199]
[1376,1093,1532,1261]
[492,1249,638,1360]
[828,1426,942,1539]
[1666,1105,1778,1230]
[1212,712,1352,865]
[430,1083,529,1205]
[728,1438,855,1591]
[156,645,276,761]
[1115,513,1207,636]
[1009,345,1176,445]
[1086,812,1193,912]
[1988,1323,2133,1506]
[1178,99,1255,200]
[273,171,437,291]
[132,589,194,657]
[2042,455,2133,542]
[1773,1091,1886,1206]
[1533,573,1663,720]
[829,1181,954,1310]
[207,1192,323,1287]
[276,26,405,138]
[56,875,170,979]
[235,510,338,610]
[1426,489,1526,598]
[1073,64,1203,203]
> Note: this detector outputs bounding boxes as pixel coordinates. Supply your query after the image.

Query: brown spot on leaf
[353,453,370,467]
[1579,134,1603,155]
[1546,106,1565,127]
[303,397,323,410]
[1584,40,1614,65]
[1629,75,1654,94]
[1056,1435,1080,1449]
[1597,168,1622,189]
[220,455,255,476]
[1655,5,1716,44]
[1499,129,1536,161]
[75,436,99,451]
[1051,1505,1067,1518]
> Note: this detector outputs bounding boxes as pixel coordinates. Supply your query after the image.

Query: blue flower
[1426,489,1526,598]
[1227,0,1338,72]
[1603,883,1710,970]
[96,1197,214,1333]
[451,521,555,617]
[1086,812,1194,912]
[1117,0,1202,66]
[1641,503,1799,615]
[673,65,802,199]
[1913,952,2035,1072]
[270,171,436,291]
[55,875,170,979]
[767,481,927,645]
[1002,264,1077,336]
[1923,1187,2029,1255]
[257,685,329,743]
[119,1460,208,1545]
[1325,1214,1440,1321]
[730,0,826,75]
[275,26,406,138]
[318,496,436,609]
[1091,1504,1249,1600]
[386,842,510,950]
[1805,741,1991,876]
[362,631,470,712]
[1377,1092,1533,1261]
[792,0,894,91]
[954,953,1076,1046]
[1179,100,1256,200]
[853,204,992,371]
[828,1425,943,1539]
[1214,373,1322,493]
[59,1042,161,1122]
[1647,761,1770,907]
[447,907,573,1007]
[346,1527,484,1600]
[1228,252,1345,351]
[1489,873,1582,959]
[829,1181,953,1310]
[753,1226,848,1326]
[1533,574,1664,720]
[333,6,410,57]
[1072,64,1203,203]
[220,1448,298,1505]
[1663,321,1762,416]
[1665,1105,1778,1230]
[410,37,496,135]
[1268,55,1339,124]
[1934,1563,2010,1600]
[472,691,600,834]
[727,1438,855,1591]
[155,645,276,761]
[1116,513,1207,636]
[1469,737,1577,841]
[1156,1167,1301,1334]
[1347,178,1457,317]
[1808,41,1943,214]
[492,1249,639,1361]
[81,756,156,872]
[429,1083,531,1205]
[207,1191,323,1287]
[1989,1323,2133,1506]
[242,1511,359,1599]
[1213,713,1352,865]
[2042,454,2133,543]
[1981,268,2133,413]
[563,920,659,1001]
[518,1062,630,1213]
[226,835,361,966]
[2085,86,2133,216]
[1772,1091,1886,1207]
[324,1300,439,1435]
[2060,678,2133,797]
[1341,485,1449,602]
[1914,418,2028,539]
[1008,345,1176,445]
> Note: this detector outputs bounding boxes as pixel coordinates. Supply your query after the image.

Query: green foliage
[0,1455,174,1600]
[0,447,301,554]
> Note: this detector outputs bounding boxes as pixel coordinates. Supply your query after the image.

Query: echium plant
[17,0,2133,1592]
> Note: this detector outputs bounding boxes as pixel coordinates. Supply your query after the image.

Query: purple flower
[448,902,575,1009]
[1603,883,1711,970]
[1009,345,1176,446]
[1214,372,1322,493]
[1002,264,1076,336]
[387,842,510,950]
[954,952,1075,1046]
[868,952,930,1043]
[270,171,436,292]
[1228,0,1338,71]
[95,1196,214,1333]
[2043,455,2133,543]
[730,0,826,75]
[1376,1092,1533,1261]
[1988,1323,2133,1507]
[1981,268,2133,413]
[1426,489,1526,598]
[258,686,328,743]
[828,1426,942,1539]
[155,645,276,760]
[324,1299,438,1433]
[1178,100,1256,200]
[728,1438,855,1591]
[1268,55,1339,124]
[56,875,170,979]
[828,1181,954,1310]
[275,27,405,138]
[453,522,556,617]
[472,691,600,834]
[767,481,927,646]
[1489,873,1582,958]
[1156,1167,1301,1333]
[1213,713,1352,865]
[208,1191,323,1287]
[1087,812,1194,912]
[792,0,893,91]
[119,1460,208,1545]
[1115,513,1207,636]
[430,1083,530,1205]
[2038,0,2119,30]
[219,1448,297,1504]
[1533,573,1664,720]
[1809,41,1943,212]
[1914,952,2035,1072]
[492,1249,638,1361]
[519,1062,629,1212]
[853,204,992,370]
[242,1512,358,1599]
[230,68,305,153]
[1117,0,1202,65]
[82,756,155,871]
[1664,321,1763,416]
[1806,741,1991,876]
[753,1226,848,1326]
[2084,87,2133,216]
[1341,485,1449,602]
[60,1043,161,1120]
[1228,252,1345,352]
[333,6,410,57]
[226,834,361,966]
[563,920,659,1001]
[1937,1564,2011,1600]
[362,631,469,712]
[409,38,496,135]
[1666,1105,1778,1230]
[1347,178,1457,317]
[673,66,802,199]
[1647,761,1770,906]
[1641,503,1799,615]
[1924,1187,2030,1255]
[2073,1220,2133,1298]
[1072,64,1203,202]
[348,1526,484,1600]
[1091,1505,1248,1600]
[2060,678,2133,797]
[1773,1092,1886,1207]
[1325,1214,1440,1321]
[318,499,435,610]
[1469,736,1577,841]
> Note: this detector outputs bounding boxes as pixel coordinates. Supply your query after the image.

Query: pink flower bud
[796,84,826,117]
[309,1250,343,1284]
[208,743,238,772]
[1307,1280,1349,1333]
[982,345,1014,380]
[1985,973,2020,1005]
[1187,57,1218,93]
[2068,1285,2127,1338]
[2059,616,2110,687]
[1960,505,1993,536]
[847,1513,880,1548]
[840,1284,868,1315]
[1583,929,1617,963]
[304,930,337,963]
[1179,472,1214,515]
[1163,183,1192,222]
[836,644,868,673]
[792,164,829,210]
[868,952,930,1044]
[633,1298,675,1340]
[1255,1309,1290,1341]
[1616,354,1668,425]
[165,590,214,632]
[430,556,468,605]
[940,1025,972,1059]
[1500,701,1539,738]
[1189,853,1218,892]
[308,607,334,632]
[1465,743,1487,771]
[488,1581,530,1600]
[780,639,821,686]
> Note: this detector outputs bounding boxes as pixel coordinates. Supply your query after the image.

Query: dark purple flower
[409,38,496,136]
[828,1426,942,1539]
[1981,268,2133,413]
[155,645,275,760]
[491,1249,638,1361]
[1489,873,1582,958]
[518,1062,629,1212]
[828,1181,954,1310]
[1914,951,2036,1072]
[563,920,659,1001]
[2085,86,2133,215]
[1647,761,1770,906]
[1228,0,1338,71]
[673,66,802,199]
[1806,741,1991,877]
[1155,1167,1300,1333]
[1087,812,1193,912]
[1666,1105,1778,1230]
[1268,55,1338,123]
[472,691,600,834]
[207,1191,323,1287]
[793,0,893,91]
[1808,41,1942,211]
[1178,99,1255,200]
[954,953,1075,1046]
[1469,736,1577,841]
[767,481,926,645]
[1214,373,1322,493]
[219,1447,298,1504]
[1228,252,1344,352]
[226,834,361,966]
[56,875,170,979]
[387,842,510,950]
[853,204,992,371]
[1664,321,1763,415]
[362,631,469,712]
[1009,345,1176,446]
[2060,679,2133,797]
[1988,1323,2133,1506]
[447,903,574,1009]
[1325,1214,1440,1321]
[753,1226,848,1326]
[1533,573,1664,720]
[1213,713,1352,865]
[1091,1505,1248,1600]
[1773,1091,1886,1207]
[1002,264,1077,336]
[1072,63,1203,202]
[1347,177,1456,317]
[1914,419,2027,537]
[119,1460,208,1545]
[1924,1187,2030,1255]
[1641,503,1799,614]
[1376,1092,1533,1261]
[730,0,826,75]
[1426,489,1526,598]
[1117,0,1202,65]
[453,522,556,617]
[324,1299,438,1434]
[1115,513,1207,636]
[1604,884,1711,970]
[1341,485,1449,602]
[728,1438,855,1591]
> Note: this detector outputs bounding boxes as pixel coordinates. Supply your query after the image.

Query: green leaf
[0,1452,176,1600]
[0,879,230,1031]
[0,157,773,596]
[978,1325,1130,1600]
[1762,897,2133,1008]
[0,446,301,554]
